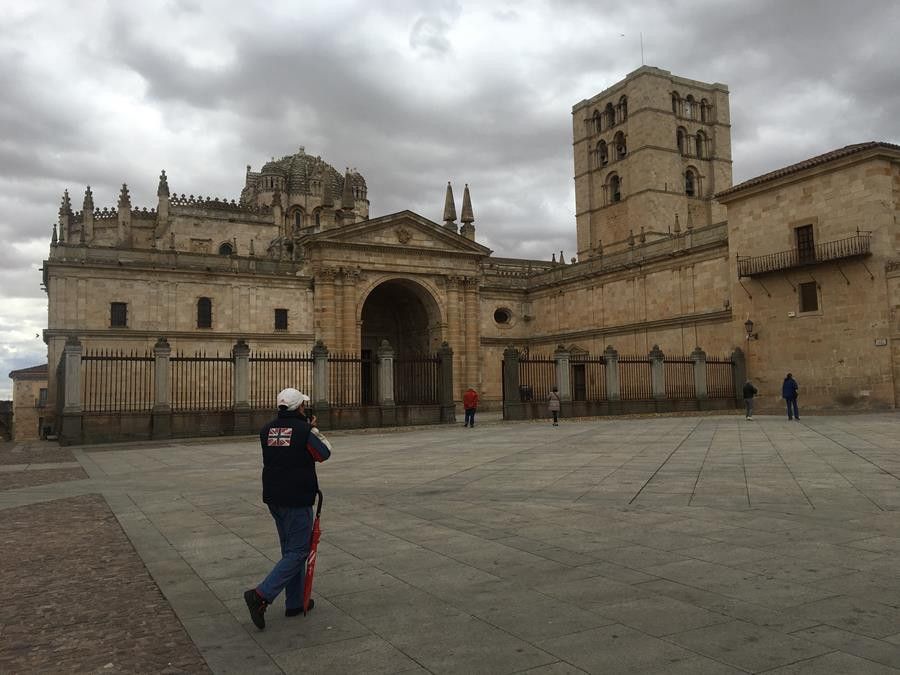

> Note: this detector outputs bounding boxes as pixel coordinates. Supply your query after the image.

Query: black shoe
[244,589,268,629]
[286,598,314,617]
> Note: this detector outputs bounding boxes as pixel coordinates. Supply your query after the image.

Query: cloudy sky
[2,0,899,397]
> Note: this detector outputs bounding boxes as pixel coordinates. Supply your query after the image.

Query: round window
[494,308,512,324]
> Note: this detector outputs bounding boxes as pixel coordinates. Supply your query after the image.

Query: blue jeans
[785,398,799,420]
[745,399,754,417]
[464,408,476,426]
[257,505,313,609]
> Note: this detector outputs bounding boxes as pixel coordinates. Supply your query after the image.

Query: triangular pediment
[308,210,492,255]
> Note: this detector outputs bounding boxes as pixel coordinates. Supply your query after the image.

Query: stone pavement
[1,413,900,674]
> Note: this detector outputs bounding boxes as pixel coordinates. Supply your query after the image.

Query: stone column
[463,277,480,392]
[604,345,620,402]
[314,267,338,349]
[60,336,83,445]
[232,339,251,434]
[377,339,396,427]
[691,346,708,403]
[731,347,746,407]
[446,276,464,401]
[341,269,359,353]
[312,340,331,428]
[152,337,172,439]
[438,341,455,423]
[502,345,524,420]
[649,344,666,400]
[554,345,572,402]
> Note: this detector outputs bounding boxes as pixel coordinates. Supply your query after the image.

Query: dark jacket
[782,377,799,400]
[259,409,332,507]
[742,382,758,399]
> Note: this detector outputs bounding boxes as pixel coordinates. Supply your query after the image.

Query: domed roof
[257,147,366,197]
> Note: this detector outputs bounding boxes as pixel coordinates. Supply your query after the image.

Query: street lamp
[744,318,758,341]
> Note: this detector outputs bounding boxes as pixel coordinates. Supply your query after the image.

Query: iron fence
[329,352,375,407]
[170,352,233,411]
[570,355,607,402]
[706,356,736,398]
[394,354,440,404]
[619,355,653,400]
[517,354,555,402]
[82,349,155,412]
[665,357,696,400]
[249,350,313,409]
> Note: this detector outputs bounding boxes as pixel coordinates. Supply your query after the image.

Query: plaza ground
[1,413,899,673]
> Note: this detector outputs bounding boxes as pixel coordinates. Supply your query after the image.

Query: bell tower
[572,66,732,258]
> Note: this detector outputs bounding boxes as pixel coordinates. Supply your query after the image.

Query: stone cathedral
[40,65,900,430]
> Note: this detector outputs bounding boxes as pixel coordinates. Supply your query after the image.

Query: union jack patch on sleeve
[267,427,293,446]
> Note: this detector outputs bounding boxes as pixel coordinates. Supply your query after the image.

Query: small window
[796,224,815,264]
[592,110,602,133]
[676,128,686,155]
[799,282,819,313]
[684,95,695,119]
[597,140,608,167]
[111,302,128,327]
[314,211,321,228]
[609,174,622,203]
[218,242,233,255]
[197,297,212,328]
[695,131,705,159]
[614,132,626,160]
[38,388,48,404]
[605,102,616,128]
[274,308,288,330]
[619,95,628,121]
[295,211,303,228]
[685,170,696,197]
[494,308,511,324]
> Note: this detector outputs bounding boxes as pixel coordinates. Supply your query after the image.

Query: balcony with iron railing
[737,231,872,277]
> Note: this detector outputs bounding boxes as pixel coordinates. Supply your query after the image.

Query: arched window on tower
[218,242,233,255]
[684,95,695,119]
[592,109,602,134]
[700,98,710,122]
[605,102,616,128]
[685,168,698,197]
[672,92,680,115]
[314,209,321,229]
[597,140,608,167]
[613,131,627,160]
[676,127,687,156]
[695,131,706,159]
[294,210,304,229]
[608,174,622,204]
[619,95,628,122]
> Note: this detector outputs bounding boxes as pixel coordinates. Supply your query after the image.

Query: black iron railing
[737,232,871,277]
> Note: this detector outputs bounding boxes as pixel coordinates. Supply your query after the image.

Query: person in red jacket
[462,387,479,428]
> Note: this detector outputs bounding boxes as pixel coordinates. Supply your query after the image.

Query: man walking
[244,388,332,630]
[463,387,479,427]
[742,379,758,420]
[782,373,800,420]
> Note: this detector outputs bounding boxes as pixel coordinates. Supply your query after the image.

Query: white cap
[277,387,310,411]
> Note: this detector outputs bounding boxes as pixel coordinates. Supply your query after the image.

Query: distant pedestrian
[782,373,800,420]
[244,388,332,630]
[463,387,479,428]
[742,380,758,420]
[548,387,561,426]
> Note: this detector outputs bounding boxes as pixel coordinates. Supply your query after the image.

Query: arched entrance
[360,279,442,356]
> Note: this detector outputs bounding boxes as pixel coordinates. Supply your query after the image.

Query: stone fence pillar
[691,346,708,401]
[312,340,331,428]
[731,347,746,406]
[232,339,251,434]
[649,344,666,400]
[60,336,83,445]
[553,345,571,402]
[152,337,172,439]
[604,345,620,402]
[438,341,455,424]
[502,345,524,420]
[376,340,395,407]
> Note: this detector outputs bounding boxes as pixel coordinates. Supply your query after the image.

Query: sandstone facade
[36,66,900,431]
[8,364,48,441]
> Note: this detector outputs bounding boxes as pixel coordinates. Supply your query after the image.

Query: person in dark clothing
[782,373,800,420]
[244,388,332,630]
[742,380,758,420]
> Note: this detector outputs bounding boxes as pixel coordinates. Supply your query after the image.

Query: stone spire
[58,190,73,219]
[459,184,475,240]
[157,170,169,197]
[51,223,58,246]
[442,182,457,230]
[341,168,354,210]
[58,190,73,240]
[82,186,94,243]
[673,212,681,234]
[117,183,132,246]
[686,208,694,230]
[118,183,131,209]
